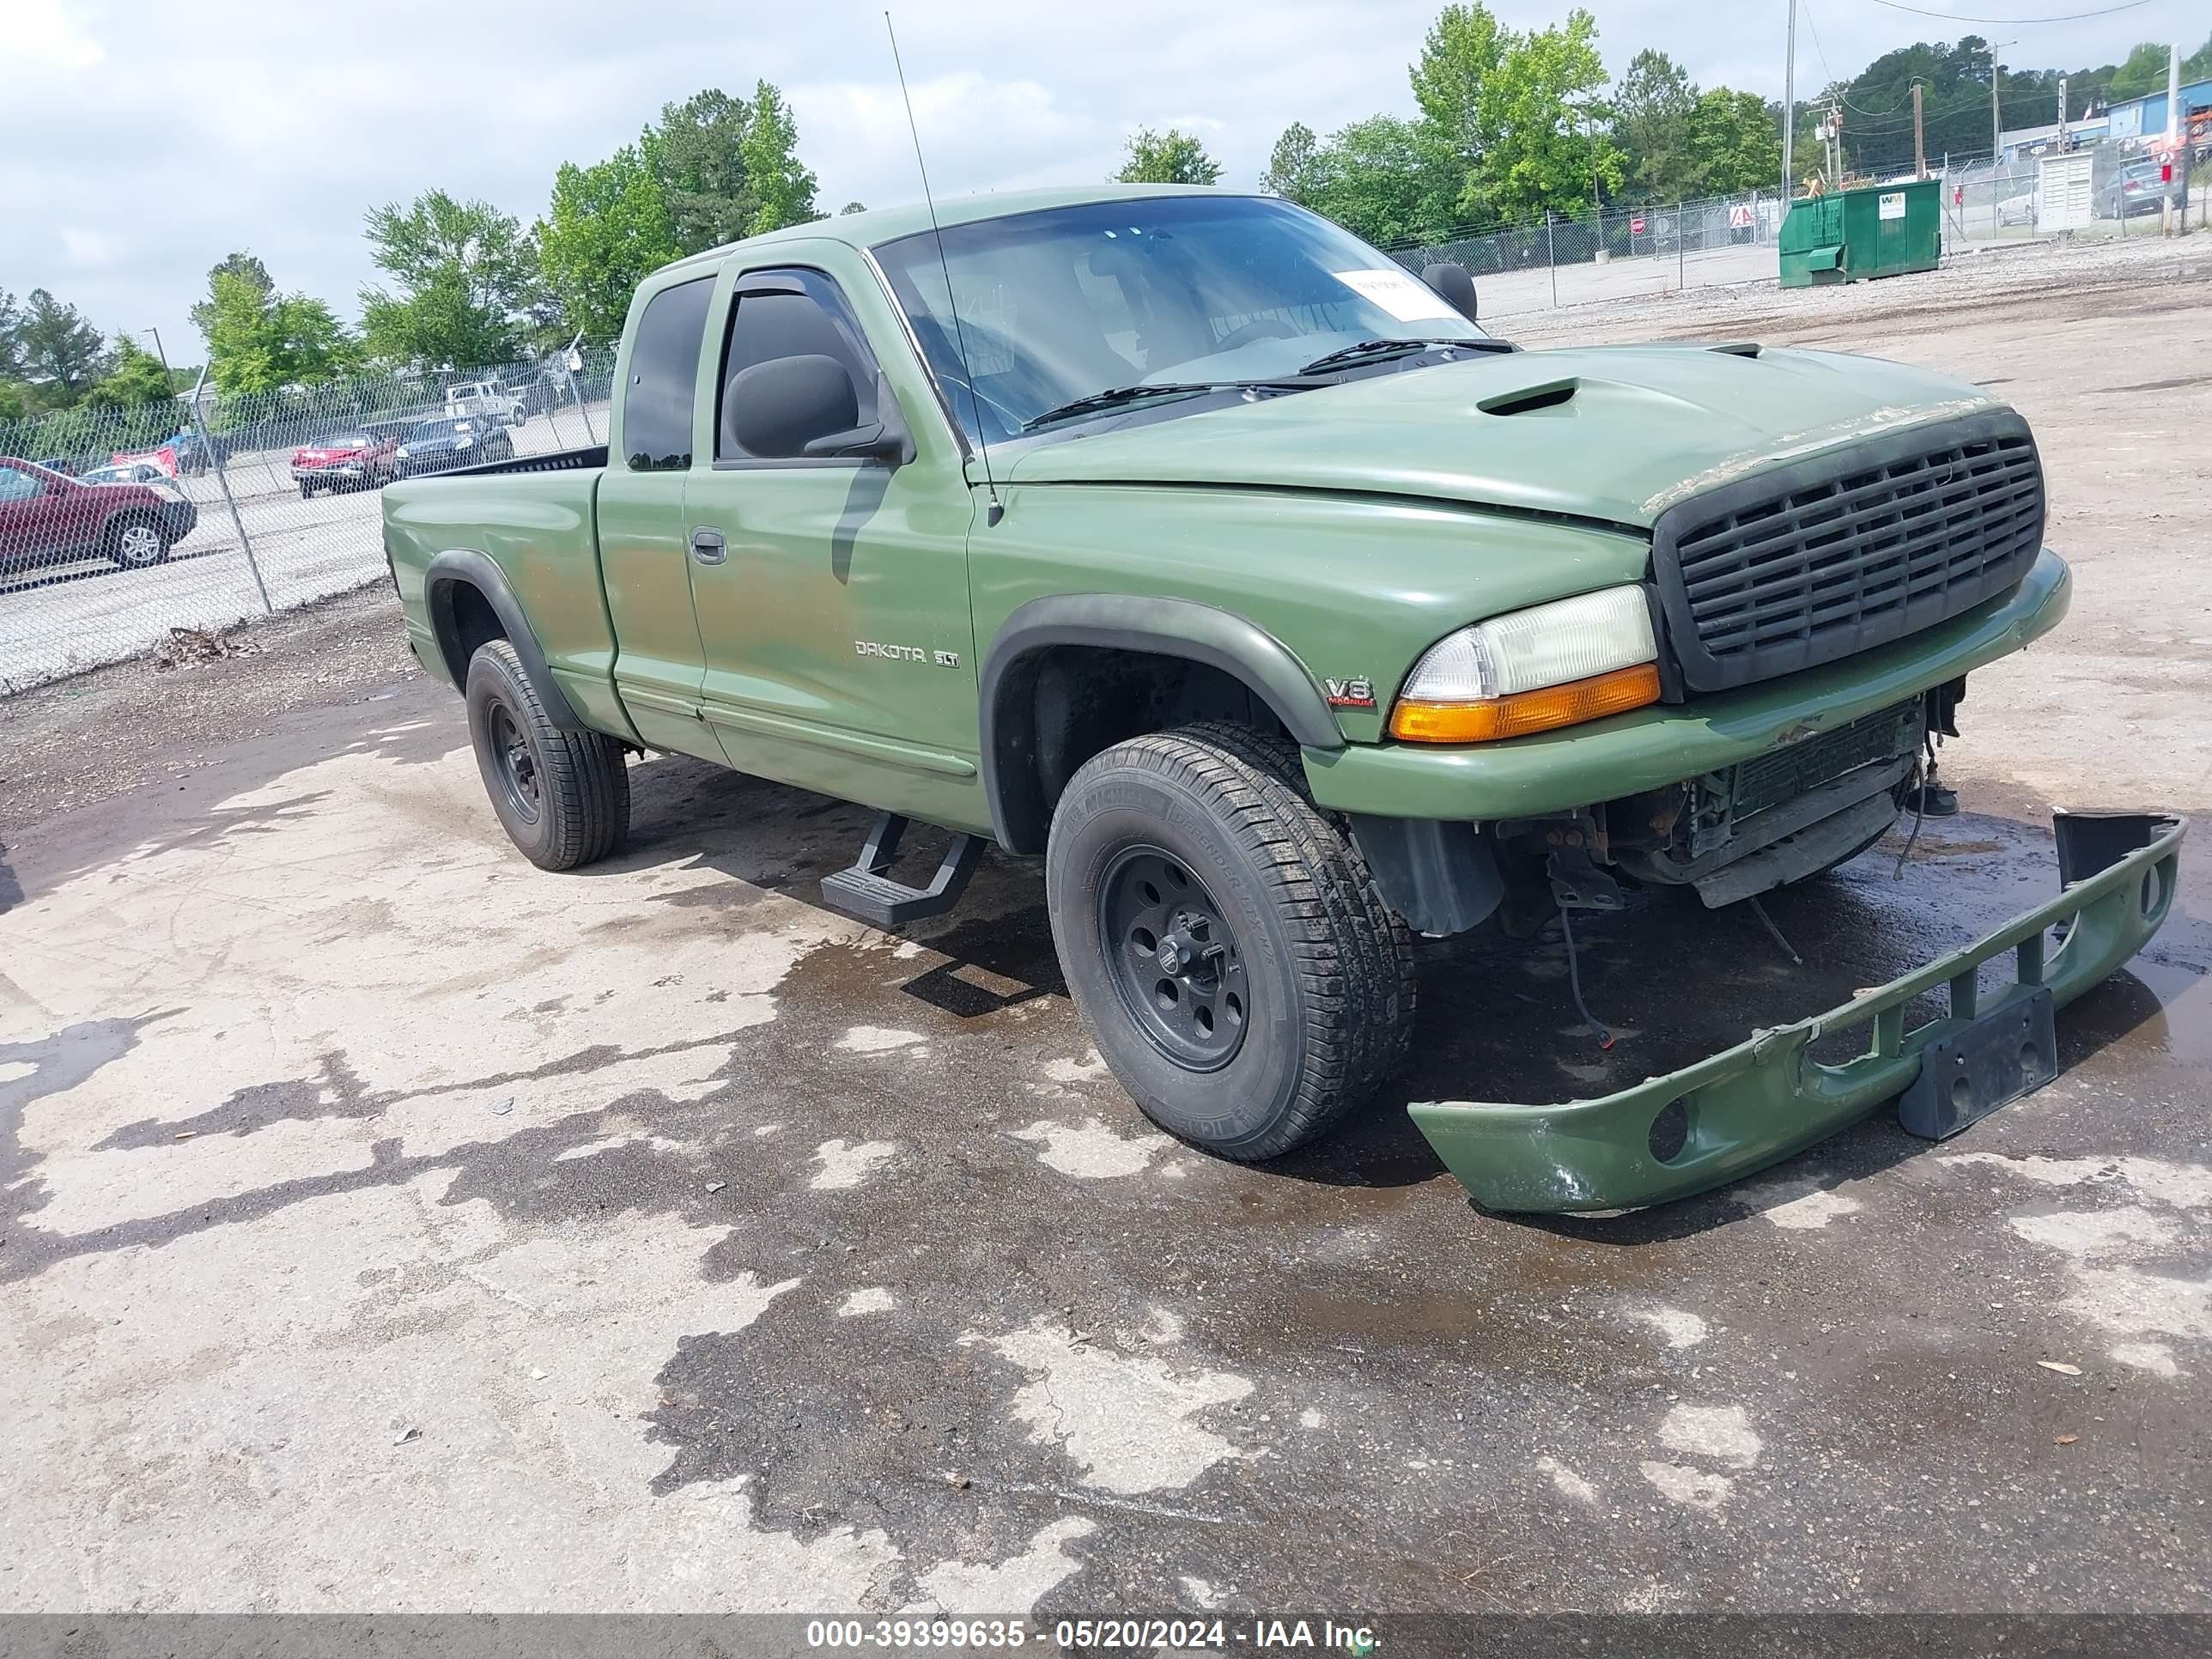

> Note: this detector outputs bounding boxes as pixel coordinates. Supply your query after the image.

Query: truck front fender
[980,594,1343,854]
[422,548,586,730]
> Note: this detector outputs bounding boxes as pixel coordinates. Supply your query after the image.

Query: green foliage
[361,191,541,368]
[1115,127,1224,185]
[188,252,273,343]
[14,289,110,404]
[1477,10,1620,222]
[2189,33,2212,82]
[739,82,822,235]
[648,88,761,254]
[1408,3,1508,226]
[204,269,354,394]
[2107,41,2172,101]
[0,289,24,381]
[1614,49,1697,199]
[1688,88,1782,196]
[1304,117,1441,246]
[537,147,682,343]
[85,338,175,407]
[1261,122,1322,204]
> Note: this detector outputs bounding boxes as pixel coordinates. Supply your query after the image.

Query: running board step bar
[818,811,982,929]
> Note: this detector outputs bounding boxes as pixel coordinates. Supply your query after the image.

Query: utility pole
[1990,40,2015,164]
[1913,83,1927,179]
[1783,0,1798,198]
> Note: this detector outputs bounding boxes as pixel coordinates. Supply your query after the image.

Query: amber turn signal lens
[1389,661,1662,744]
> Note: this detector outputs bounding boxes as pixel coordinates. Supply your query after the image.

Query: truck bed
[437,445,608,479]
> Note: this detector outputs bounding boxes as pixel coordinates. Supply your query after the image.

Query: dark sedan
[394,416,515,477]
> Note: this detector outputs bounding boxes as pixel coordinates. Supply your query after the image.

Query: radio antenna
[885,11,1002,526]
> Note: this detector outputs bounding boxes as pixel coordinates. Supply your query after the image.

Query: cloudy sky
[8,0,2203,362]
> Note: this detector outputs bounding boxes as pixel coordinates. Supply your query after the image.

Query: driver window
[0,467,42,503]
[716,270,878,462]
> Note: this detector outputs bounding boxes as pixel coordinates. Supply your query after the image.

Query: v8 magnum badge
[1324,677,1376,708]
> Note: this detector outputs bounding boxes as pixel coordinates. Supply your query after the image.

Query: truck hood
[1002,344,2001,530]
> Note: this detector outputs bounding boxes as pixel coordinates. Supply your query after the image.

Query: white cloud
[8,0,2203,361]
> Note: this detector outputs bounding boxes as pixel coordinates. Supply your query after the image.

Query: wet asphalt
[2,622,2207,1618]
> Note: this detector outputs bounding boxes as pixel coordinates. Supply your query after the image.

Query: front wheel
[465,639,630,870]
[106,514,170,569]
[1044,723,1415,1161]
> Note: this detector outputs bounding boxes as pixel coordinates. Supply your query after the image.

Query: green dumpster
[1779,178,1942,287]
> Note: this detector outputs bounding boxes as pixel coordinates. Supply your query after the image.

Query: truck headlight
[1389,586,1662,744]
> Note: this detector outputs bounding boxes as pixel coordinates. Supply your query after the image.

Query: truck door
[599,273,725,763]
[683,260,984,830]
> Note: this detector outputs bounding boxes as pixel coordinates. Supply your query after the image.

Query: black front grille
[1651,410,2044,693]
[1733,698,1920,820]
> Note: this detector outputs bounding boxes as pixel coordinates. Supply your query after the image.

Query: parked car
[394,415,514,476]
[80,460,172,486]
[33,456,86,477]
[2103,161,2183,218]
[443,380,526,428]
[291,430,400,498]
[381,185,2181,1215]
[0,456,198,572]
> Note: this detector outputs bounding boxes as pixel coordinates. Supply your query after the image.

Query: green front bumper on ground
[1409,814,2185,1213]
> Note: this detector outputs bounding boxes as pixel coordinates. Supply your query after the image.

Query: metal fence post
[1546,215,1557,307]
[187,368,271,615]
[1678,200,1686,289]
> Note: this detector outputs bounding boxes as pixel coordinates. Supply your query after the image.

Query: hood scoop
[1709,342,1763,358]
[1478,378,1578,416]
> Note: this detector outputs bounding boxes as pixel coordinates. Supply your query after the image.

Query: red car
[290,429,400,498]
[0,457,198,574]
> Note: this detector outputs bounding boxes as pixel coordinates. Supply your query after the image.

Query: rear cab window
[623,276,715,471]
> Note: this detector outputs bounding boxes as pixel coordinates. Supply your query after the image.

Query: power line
[1857,0,2153,23]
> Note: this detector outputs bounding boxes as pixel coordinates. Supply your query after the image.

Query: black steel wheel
[1045,722,1415,1162]
[1098,847,1249,1070]
[464,638,630,870]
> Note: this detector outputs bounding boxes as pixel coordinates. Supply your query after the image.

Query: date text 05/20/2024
[804,1617,1379,1651]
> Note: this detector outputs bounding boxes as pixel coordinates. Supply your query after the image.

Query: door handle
[690,526,726,565]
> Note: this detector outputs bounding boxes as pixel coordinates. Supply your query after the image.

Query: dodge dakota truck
[381,184,2182,1212]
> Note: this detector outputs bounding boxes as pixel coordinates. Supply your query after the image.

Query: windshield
[410,419,471,441]
[873,194,1486,447]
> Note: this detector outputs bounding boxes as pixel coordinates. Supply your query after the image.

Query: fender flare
[979,594,1343,854]
[422,548,585,730]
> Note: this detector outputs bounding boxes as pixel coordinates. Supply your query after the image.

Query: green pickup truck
[382,184,2181,1212]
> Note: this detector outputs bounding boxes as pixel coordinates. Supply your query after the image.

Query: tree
[1261,122,1322,203]
[15,289,109,403]
[739,82,822,234]
[361,191,540,368]
[647,88,760,254]
[1307,117,1438,246]
[1115,127,1224,185]
[1409,3,1508,226]
[2107,41,2172,101]
[1476,9,1620,222]
[0,289,24,380]
[187,252,273,343]
[84,337,176,408]
[1614,49,1698,200]
[537,146,681,343]
[203,270,353,394]
[1687,88,1782,196]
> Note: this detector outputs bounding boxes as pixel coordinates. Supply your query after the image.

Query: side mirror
[1421,261,1480,323]
[726,355,912,465]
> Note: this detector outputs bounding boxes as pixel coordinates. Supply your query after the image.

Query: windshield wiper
[1297,337,1509,375]
[1020,380,1310,434]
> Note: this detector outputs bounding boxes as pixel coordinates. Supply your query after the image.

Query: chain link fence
[1387,189,1789,319]
[1,348,616,694]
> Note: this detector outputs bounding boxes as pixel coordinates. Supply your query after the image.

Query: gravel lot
[3,240,2209,1625]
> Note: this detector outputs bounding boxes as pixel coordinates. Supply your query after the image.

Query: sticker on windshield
[1332,267,1462,324]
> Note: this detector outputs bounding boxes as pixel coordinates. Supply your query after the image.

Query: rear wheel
[1045,722,1415,1161]
[106,514,170,569]
[465,639,630,870]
